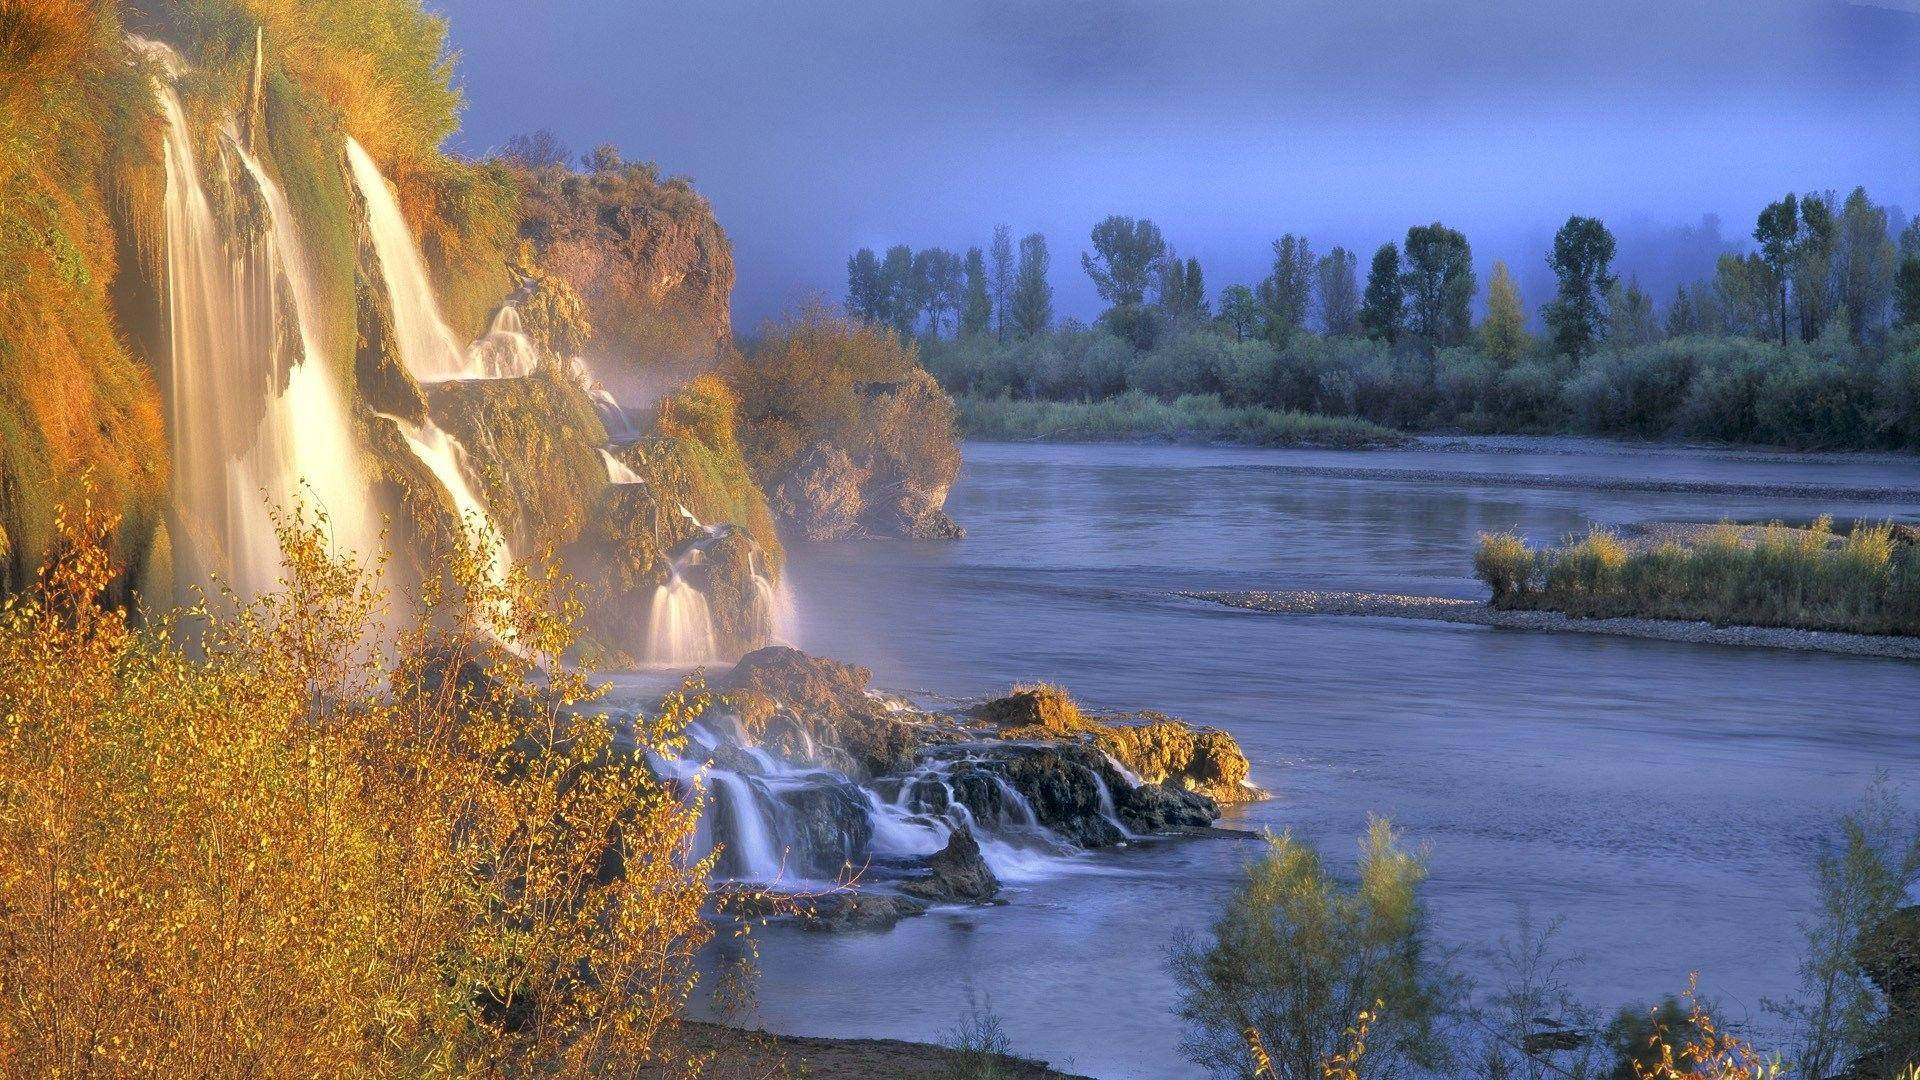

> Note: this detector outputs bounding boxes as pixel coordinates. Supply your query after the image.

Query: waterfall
[385,414,516,625]
[600,449,647,486]
[344,137,533,382]
[709,772,782,879]
[644,569,716,666]
[145,41,381,598]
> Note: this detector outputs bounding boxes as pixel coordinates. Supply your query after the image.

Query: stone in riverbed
[899,823,1000,904]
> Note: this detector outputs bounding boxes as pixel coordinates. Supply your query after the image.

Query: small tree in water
[1170,817,1459,1079]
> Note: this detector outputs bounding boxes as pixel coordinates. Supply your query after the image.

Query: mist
[434,0,1920,328]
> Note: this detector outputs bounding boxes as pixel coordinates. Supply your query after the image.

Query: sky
[433,0,1920,329]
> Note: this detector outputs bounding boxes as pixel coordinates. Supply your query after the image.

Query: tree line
[847,189,1920,449]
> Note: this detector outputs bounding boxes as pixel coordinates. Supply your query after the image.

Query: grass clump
[979,681,1092,738]
[1474,519,1920,635]
[955,391,1407,449]
[0,496,718,1075]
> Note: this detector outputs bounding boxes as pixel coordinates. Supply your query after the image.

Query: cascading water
[600,449,647,486]
[346,130,528,640]
[644,562,717,666]
[384,414,516,618]
[145,41,381,597]
[344,137,534,382]
[645,711,1137,890]
[747,549,799,647]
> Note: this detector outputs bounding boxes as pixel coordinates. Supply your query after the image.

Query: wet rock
[900,824,1000,904]
[1117,781,1218,831]
[797,891,930,932]
[999,746,1126,848]
[775,781,874,877]
[720,647,932,777]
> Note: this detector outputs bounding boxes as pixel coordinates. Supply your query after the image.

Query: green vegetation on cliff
[0,0,169,597]
[1474,519,1920,636]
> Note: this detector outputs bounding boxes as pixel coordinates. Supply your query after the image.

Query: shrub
[1473,531,1536,604]
[953,392,1404,449]
[0,497,715,1074]
[1170,818,1459,1079]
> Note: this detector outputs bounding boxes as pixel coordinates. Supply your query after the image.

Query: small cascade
[644,567,716,667]
[600,449,647,486]
[467,306,542,380]
[385,414,516,621]
[746,548,800,647]
[571,357,635,440]
[143,41,381,598]
[344,137,534,382]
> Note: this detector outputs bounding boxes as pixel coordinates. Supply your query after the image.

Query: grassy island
[1475,518,1920,636]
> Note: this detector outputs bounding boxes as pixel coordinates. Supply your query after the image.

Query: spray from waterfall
[143,40,382,598]
[383,414,517,631]
[571,357,635,440]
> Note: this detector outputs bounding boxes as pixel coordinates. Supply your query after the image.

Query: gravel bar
[1206,463,1920,502]
[1186,589,1920,660]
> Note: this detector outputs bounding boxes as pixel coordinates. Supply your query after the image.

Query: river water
[697,437,1920,1079]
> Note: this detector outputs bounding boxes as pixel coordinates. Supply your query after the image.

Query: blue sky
[433,0,1920,328]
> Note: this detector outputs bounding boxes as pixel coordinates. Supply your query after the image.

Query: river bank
[666,1022,1090,1079]
[1186,588,1920,659]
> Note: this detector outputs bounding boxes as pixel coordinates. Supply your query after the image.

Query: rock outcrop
[976,686,1260,805]
[899,824,1000,904]
[513,152,734,387]
[719,646,939,777]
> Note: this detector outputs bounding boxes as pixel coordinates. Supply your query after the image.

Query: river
[692,437,1920,1079]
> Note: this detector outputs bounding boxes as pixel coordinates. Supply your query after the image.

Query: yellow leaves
[0,498,713,1075]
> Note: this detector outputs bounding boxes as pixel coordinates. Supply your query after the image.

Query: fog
[434,0,1920,328]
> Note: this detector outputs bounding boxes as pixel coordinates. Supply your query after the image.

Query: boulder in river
[899,824,1000,904]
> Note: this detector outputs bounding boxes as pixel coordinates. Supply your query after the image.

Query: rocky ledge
[689,646,1259,930]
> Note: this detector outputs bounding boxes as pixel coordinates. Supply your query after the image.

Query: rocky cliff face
[513,154,734,389]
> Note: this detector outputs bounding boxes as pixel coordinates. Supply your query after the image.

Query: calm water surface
[702,438,1920,1079]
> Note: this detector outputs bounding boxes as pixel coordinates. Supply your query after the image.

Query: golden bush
[0,496,717,1076]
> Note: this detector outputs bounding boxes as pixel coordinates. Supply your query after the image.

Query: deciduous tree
[1543,215,1617,361]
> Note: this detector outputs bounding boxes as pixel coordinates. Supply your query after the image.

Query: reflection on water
[709,439,1920,1080]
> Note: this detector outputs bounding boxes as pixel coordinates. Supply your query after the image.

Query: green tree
[1754,194,1802,346]
[1794,191,1838,342]
[1217,285,1262,341]
[1897,257,1920,333]
[1081,215,1167,309]
[1402,223,1475,348]
[1832,187,1897,342]
[914,248,965,337]
[1606,276,1658,347]
[1481,260,1530,369]
[1010,232,1054,338]
[1170,818,1458,1079]
[1543,215,1617,361]
[1358,243,1405,343]
[1258,234,1315,335]
[960,247,993,337]
[1316,246,1360,336]
[1158,252,1208,323]
[990,224,1015,338]
[1764,778,1920,1079]
[1665,285,1700,338]
[846,247,883,323]
[879,244,919,338]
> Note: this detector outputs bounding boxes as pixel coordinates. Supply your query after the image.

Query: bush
[1170,818,1459,1079]
[0,499,715,1074]
[1473,531,1535,603]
